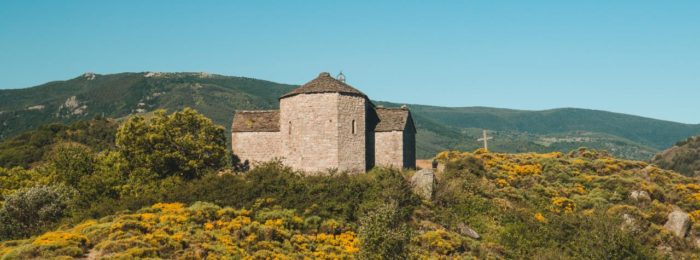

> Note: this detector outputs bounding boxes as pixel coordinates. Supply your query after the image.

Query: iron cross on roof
[477,129,493,152]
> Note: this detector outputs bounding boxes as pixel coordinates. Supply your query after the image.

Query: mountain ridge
[2,72,699,161]
[380,103,700,148]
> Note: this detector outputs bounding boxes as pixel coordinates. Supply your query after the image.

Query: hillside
[0,118,118,168]
[0,109,698,258]
[2,149,699,258]
[373,102,700,160]
[2,72,699,160]
[0,72,295,140]
[653,136,700,177]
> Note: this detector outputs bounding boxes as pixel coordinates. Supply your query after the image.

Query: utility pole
[477,129,493,152]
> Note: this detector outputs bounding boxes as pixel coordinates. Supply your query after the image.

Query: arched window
[352,120,356,134]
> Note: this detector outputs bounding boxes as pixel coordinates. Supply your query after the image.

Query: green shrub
[0,185,77,239]
[499,209,657,259]
[44,142,95,187]
[0,118,117,169]
[358,202,411,259]
[116,108,227,180]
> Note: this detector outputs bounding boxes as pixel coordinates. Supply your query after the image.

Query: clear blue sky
[1,1,698,123]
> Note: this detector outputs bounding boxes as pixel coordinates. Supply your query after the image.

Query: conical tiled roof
[280,72,367,99]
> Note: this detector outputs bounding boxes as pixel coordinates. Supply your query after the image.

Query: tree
[116,108,227,179]
[44,142,95,187]
[74,151,127,208]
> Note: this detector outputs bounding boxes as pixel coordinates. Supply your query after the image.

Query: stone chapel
[231,72,416,172]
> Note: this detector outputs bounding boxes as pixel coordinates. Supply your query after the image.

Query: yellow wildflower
[551,197,575,213]
[204,222,214,230]
[495,178,509,188]
[534,213,547,223]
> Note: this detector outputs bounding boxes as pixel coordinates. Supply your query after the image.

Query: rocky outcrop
[663,209,690,238]
[26,105,45,110]
[629,190,650,202]
[83,72,96,80]
[621,213,636,230]
[456,223,480,240]
[410,169,435,200]
[57,96,88,117]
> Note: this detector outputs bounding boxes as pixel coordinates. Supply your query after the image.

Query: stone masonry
[231,72,416,173]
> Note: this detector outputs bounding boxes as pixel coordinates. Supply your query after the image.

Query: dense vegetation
[653,136,700,177]
[0,108,698,258]
[0,202,362,259]
[0,118,117,168]
[2,72,699,160]
[431,149,700,258]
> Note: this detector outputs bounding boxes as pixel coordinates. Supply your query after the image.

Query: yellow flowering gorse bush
[0,202,359,259]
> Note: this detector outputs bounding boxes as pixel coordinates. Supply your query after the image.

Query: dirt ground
[416,159,433,170]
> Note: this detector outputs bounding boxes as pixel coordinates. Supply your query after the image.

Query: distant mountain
[379,103,700,160]
[1,72,699,160]
[0,72,295,139]
[652,136,700,177]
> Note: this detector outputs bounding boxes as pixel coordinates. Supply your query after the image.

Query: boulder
[622,213,635,226]
[629,190,650,202]
[410,169,435,200]
[456,223,480,240]
[663,209,691,238]
[620,214,640,232]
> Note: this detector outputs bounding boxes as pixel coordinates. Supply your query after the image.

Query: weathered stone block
[663,209,690,238]
[410,169,435,200]
[456,223,481,240]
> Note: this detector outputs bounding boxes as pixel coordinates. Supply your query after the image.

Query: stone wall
[375,128,416,169]
[280,93,341,172]
[375,131,404,168]
[231,132,281,164]
[336,95,367,172]
[233,90,414,173]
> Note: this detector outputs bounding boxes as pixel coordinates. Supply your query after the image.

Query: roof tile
[232,110,280,132]
[280,72,367,99]
[376,107,410,132]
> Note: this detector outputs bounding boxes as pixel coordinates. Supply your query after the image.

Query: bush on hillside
[44,142,95,187]
[0,118,117,169]
[429,149,699,258]
[0,167,48,199]
[116,108,227,180]
[358,202,411,259]
[79,161,420,225]
[499,209,657,259]
[0,202,359,258]
[0,185,77,240]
